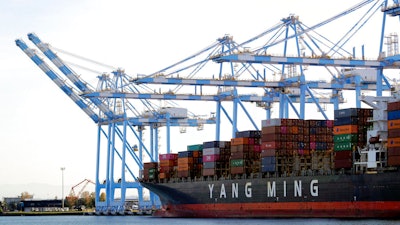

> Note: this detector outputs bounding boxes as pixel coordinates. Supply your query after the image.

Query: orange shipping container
[178,157,194,165]
[231,137,250,146]
[388,137,400,148]
[158,172,168,179]
[333,125,358,135]
[159,159,176,167]
[177,164,193,171]
[290,126,299,134]
[192,150,200,158]
[388,119,400,130]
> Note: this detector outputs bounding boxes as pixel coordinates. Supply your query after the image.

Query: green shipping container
[187,144,203,151]
[334,142,357,151]
[334,134,358,143]
[231,159,244,167]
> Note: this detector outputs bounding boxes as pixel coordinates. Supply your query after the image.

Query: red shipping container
[203,154,220,162]
[388,155,400,166]
[231,151,250,159]
[261,149,276,157]
[388,101,400,111]
[177,170,192,178]
[159,166,175,173]
[280,126,288,134]
[388,147,400,156]
[326,120,334,128]
[203,168,217,176]
[159,159,176,167]
[297,149,310,156]
[262,134,282,142]
[159,153,178,161]
[254,144,261,153]
[230,166,245,174]
[388,128,400,138]
[261,141,283,150]
[143,162,158,169]
[262,126,281,134]
[335,150,352,160]
[335,159,352,169]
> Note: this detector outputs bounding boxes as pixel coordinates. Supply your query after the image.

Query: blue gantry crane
[16,34,216,214]
[16,0,400,214]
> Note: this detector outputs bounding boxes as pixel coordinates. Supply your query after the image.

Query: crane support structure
[16,0,400,214]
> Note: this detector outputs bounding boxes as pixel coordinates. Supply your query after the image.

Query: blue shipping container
[261,156,276,165]
[388,110,400,120]
[261,164,276,172]
[334,108,359,119]
[334,117,359,126]
[178,151,193,158]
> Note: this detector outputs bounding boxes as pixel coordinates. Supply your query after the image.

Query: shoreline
[0,211,91,216]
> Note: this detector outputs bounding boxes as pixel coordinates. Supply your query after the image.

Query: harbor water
[0,216,398,225]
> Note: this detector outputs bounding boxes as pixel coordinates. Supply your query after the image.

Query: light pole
[60,167,65,209]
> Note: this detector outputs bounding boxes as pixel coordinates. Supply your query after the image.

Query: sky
[1,0,398,200]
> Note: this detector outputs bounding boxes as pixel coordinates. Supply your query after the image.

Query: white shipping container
[202,147,220,156]
[262,118,282,127]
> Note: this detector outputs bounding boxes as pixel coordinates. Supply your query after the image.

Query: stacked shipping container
[230,131,261,176]
[261,119,334,176]
[159,153,178,180]
[143,110,378,181]
[304,119,334,174]
[142,162,158,182]
[388,101,400,166]
[177,144,203,178]
[202,141,231,177]
[333,108,372,169]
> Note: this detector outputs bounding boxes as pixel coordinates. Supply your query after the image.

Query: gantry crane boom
[212,54,399,68]
[84,91,338,104]
[15,39,100,123]
[131,77,389,91]
[27,33,115,120]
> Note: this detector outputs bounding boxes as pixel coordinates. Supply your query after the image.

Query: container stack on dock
[177,144,203,179]
[230,131,261,176]
[202,141,231,177]
[333,108,373,169]
[158,153,178,181]
[388,101,400,166]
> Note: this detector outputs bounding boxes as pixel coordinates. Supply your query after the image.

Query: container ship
[139,96,400,218]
